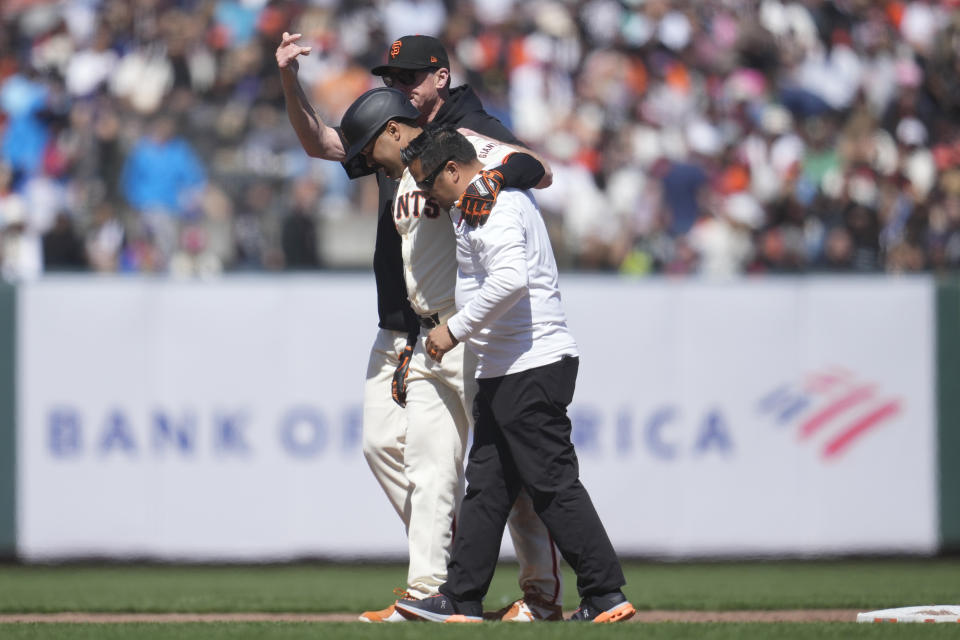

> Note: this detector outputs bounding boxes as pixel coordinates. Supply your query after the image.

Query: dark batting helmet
[340,87,420,162]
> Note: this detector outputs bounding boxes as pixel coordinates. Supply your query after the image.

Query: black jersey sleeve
[496,152,545,190]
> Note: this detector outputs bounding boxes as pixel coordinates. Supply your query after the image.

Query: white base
[857,605,960,623]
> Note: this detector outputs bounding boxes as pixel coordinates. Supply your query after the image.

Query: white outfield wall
[16,275,937,560]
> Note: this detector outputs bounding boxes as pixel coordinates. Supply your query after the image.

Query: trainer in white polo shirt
[433,166,579,378]
[398,125,635,624]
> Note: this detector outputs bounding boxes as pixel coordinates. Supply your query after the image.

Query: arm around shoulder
[525,149,552,188]
[459,127,552,188]
[497,152,547,191]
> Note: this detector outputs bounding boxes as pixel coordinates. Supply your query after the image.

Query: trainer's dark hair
[401,124,477,176]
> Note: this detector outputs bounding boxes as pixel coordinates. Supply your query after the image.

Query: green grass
[0,559,958,613]
[3,561,960,639]
[3,623,960,640]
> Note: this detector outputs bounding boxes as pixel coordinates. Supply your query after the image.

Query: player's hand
[391,343,414,407]
[276,32,312,71]
[456,169,504,227]
[425,324,458,363]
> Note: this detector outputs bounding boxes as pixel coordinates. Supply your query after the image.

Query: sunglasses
[416,156,454,192]
[382,68,433,87]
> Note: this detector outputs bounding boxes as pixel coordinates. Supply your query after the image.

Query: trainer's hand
[425,324,458,363]
[456,169,504,227]
[276,32,312,71]
[391,343,414,407]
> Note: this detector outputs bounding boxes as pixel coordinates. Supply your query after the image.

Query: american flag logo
[758,366,902,460]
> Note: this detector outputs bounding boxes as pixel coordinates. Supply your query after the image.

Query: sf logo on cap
[390,40,402,58]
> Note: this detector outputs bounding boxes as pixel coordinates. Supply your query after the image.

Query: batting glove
[457,169,504,227]
[391,343,415,407]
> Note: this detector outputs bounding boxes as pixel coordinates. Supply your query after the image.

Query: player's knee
[407,457,462,489]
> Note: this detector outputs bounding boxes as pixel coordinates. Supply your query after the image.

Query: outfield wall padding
[14,276,938,560]
[0,284,15,555]
[937,278,960,552]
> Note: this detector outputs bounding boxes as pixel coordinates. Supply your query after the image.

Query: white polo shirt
[445,187,579,379]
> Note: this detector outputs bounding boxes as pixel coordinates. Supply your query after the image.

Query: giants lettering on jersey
[396,191,441,220]
[477,142,495,160]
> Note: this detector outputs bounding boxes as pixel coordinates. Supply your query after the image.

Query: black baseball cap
[370,35,450,76]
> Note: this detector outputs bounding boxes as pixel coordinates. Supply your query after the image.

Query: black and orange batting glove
[456,168,504,227]
[391,332,418,407]
[456,152,545,227]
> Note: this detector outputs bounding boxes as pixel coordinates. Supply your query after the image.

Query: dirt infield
[0,610,861,623]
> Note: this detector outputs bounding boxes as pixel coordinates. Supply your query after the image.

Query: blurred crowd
[2,0,960,281]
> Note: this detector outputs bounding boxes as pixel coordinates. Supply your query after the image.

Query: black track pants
[441,356,625,603]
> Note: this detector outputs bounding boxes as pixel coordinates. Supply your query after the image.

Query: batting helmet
[340,87,420,162]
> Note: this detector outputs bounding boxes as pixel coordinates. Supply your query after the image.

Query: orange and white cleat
[492,592,564,621]
[358,589,418,622]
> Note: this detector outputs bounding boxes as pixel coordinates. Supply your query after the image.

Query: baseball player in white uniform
[338,88,564,622]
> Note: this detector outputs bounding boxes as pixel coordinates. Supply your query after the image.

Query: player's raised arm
[276,32,347,161]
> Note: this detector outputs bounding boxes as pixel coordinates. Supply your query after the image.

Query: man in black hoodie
[276,34,563,623]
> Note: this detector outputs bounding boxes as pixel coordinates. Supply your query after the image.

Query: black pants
[441,356,625,604]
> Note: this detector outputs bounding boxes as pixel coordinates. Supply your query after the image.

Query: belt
[418,313,441,329]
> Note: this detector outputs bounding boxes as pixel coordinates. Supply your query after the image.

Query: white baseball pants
[362,327,562,603]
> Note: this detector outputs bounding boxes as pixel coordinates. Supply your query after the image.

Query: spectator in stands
[120,114,206,267]
[41,211,87,271]
[1,196,41,282]
[281,177,322,271]
[1,0,960,277]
